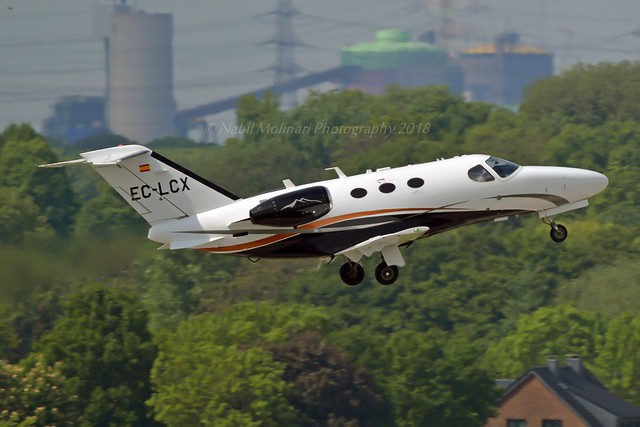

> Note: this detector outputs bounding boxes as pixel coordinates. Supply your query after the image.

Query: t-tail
[40,145,240,224]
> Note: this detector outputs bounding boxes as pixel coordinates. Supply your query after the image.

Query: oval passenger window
[379,183,396,194]
[407,177,424,188]
[350,188,367,199]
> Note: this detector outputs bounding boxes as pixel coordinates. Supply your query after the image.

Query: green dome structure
[342,30,448,70]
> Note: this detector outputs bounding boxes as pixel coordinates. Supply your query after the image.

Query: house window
[507,420,526,427]
[542,421,562,427]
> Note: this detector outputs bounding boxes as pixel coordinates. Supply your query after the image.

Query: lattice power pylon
[261,0,305,108]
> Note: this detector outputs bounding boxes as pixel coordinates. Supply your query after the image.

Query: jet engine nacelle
[249,186,332,227]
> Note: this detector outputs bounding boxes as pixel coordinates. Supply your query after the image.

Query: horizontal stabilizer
[38,158,87,168]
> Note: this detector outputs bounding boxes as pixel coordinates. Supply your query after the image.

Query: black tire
[550,224,568,243]
[340,262,365,286]
[375,262,399,286]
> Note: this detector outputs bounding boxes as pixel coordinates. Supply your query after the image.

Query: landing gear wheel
[375,262,399,286]
[550,224,568,243]
[340,262,365,286]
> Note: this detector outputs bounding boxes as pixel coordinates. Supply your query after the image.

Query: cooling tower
[107,11,176,143]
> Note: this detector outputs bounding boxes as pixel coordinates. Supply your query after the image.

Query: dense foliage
[0,61,639,425]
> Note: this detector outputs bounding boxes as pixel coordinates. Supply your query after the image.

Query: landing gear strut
[339,262,365,286]
[375,262,399,286]
[543,217,568,243]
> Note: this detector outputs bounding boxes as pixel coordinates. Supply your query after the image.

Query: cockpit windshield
[485,156,520,178]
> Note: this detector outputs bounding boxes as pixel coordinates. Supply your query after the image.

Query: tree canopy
[1,59,640,425]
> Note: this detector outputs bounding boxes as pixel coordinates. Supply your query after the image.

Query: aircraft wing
[336,226,428,267]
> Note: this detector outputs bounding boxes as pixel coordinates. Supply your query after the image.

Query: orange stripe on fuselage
[299,207,437,229]
[198,207,467,254]
[198,233,297,253]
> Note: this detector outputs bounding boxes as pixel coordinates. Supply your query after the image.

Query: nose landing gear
[550,223,568,243]
[543,217,568,243]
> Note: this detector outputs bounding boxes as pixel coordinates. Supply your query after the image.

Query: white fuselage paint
[147,154,608,255]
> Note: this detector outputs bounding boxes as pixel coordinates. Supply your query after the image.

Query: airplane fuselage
[41,146,608,285]
[147,154,608,259]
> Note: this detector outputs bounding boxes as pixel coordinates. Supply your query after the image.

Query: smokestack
[547,356,559,375]
[567,356,583,376]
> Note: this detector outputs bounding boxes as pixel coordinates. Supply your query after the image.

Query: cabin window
[542,421,562,427]
[485,156,520,178]
[379,183,396,193]
[506,420,526,427]
[350,188,367,199]
[407,177,424,188]
[468,165,495,182]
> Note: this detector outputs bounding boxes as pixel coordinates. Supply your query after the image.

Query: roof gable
[500,363,640,427]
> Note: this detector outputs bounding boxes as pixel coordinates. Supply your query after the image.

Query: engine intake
[250,186,332,227]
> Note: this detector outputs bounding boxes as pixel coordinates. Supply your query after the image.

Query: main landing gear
[339,261,400,286]
[375,262,399,286]
[543,217,568,243]
[339,262,365,286]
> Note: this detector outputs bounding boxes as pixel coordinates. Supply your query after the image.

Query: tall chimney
[567,356,583,376]
[547,356,559,375]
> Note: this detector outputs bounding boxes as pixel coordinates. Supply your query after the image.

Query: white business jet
[41,145,608,286]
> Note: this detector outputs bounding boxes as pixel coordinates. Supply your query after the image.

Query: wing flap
[337,226,428,266]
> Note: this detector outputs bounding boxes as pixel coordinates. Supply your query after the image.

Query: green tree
[556,258,640,317]
[271,330,384,426]
[521,61,640,127]
[148,302,332,426]
[0,126,78,236]
[37,285,156,426]
[0,187,54,246]
[593,313,640,406]
[73,183,146,238]
[150,341,297,427]
[379,329,498,427]
[141,249,239,331]
[0,354,77,426]
[1,123,38,146]
[484,305,602,378]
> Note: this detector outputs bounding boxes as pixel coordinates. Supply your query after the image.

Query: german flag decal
[139,164,151,173]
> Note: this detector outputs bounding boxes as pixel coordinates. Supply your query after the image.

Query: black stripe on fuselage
[235,209,529,258]
[150,151,240,200]
[485,193,569,206]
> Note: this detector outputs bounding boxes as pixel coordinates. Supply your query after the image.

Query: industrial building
[42,96,108,144]
[341,29,463,95]
[459,32,553,106]
[42,7,553,144]
[45,3,177,145]
[105,10,176,143]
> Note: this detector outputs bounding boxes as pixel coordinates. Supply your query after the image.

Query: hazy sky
[2,0,640,132]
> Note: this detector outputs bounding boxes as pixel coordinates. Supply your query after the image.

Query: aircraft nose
[570,169,609,200]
